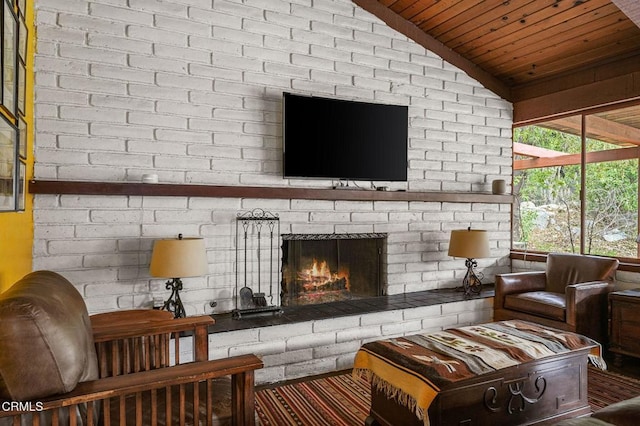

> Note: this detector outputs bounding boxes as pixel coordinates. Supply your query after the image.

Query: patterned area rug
[256,373,370,426]
[588,365,640,410]
[255,366,640,425]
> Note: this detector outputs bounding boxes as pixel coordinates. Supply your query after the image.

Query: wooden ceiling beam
[351,0,512,101]
[513,64,640,125]
[513,142,565,158]
[515,146,640,170]
[545,115,640,146]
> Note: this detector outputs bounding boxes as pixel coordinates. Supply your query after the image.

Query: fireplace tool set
[232,208,283,319]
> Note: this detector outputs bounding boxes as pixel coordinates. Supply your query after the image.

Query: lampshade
[150,237,208,278]
[448,229,490,259]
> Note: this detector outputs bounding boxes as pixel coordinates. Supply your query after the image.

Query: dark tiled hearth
[210,286,494,333]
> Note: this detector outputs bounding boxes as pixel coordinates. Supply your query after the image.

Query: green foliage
[518,208,537,243]
[513,125,638,257]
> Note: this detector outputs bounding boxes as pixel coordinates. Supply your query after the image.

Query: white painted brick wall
[205,297,492,385]
[32,0,511,379]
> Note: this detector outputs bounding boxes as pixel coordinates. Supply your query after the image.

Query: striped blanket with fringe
[353,320,603,426]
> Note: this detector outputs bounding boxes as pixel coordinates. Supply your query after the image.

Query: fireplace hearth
[281,233,386,307]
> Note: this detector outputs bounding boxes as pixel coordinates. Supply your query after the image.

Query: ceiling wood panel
[356,0,640,123]
[489,20,636,75]
[360,0,640,91]
[434,1,540,45]
[411,0,470,32]
[447,1,559,52]
[464,4,621,70]
[505,31,640,82]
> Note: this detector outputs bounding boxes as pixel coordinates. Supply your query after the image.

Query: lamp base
[162,278,186,318]
[456,258,483,297]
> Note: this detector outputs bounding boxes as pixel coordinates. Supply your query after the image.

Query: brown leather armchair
[0,270,262,425]
[494,253,618,344]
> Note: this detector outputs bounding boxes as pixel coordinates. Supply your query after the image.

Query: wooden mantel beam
[28,180,514,204]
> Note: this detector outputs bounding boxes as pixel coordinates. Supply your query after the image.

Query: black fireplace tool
[232,209,282,319]
[238,221,254,309]
[252,221,267,307]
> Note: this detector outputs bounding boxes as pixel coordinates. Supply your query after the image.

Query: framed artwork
[18,15,26,61]
[18,114,25,158]
[17,59,24,115]
[0,0,26,212]
[2,0,17,115]
[16,158,24,210]
[0,115,16,211]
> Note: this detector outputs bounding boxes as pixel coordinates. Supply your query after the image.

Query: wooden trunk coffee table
[354,321,599,426]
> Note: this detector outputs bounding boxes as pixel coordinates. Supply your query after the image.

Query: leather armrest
[567,280,613,292]
[494,271,547,309]
[565,281,614,326]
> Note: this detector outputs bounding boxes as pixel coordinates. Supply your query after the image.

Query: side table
[609,288,640,366]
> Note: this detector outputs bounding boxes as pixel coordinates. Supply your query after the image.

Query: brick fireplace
[281,233,386,307]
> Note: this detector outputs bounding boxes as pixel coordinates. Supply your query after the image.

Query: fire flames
[297,259,349,292]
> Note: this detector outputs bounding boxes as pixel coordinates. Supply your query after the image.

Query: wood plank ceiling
[353,0,640,144]
[375,0,638,87]
[354,0,640,122]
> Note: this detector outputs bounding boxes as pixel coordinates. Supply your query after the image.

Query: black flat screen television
[283,92,408,181]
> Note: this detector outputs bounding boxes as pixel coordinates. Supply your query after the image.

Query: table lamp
[448,227,490,296]
[150,234,208,318]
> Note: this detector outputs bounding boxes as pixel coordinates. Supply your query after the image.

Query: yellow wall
[0,4,34,292]
[0,207,33,291]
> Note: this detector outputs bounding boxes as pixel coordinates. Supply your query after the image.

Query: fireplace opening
[281,233,385,307]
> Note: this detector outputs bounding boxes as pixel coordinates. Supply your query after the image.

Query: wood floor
[606,352,640,380]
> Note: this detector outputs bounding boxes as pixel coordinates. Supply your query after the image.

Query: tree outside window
[513,105,640,259]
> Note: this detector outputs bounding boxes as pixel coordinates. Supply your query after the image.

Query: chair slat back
[91,311,213,378]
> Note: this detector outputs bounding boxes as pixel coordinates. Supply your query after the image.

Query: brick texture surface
[33,0,511,382]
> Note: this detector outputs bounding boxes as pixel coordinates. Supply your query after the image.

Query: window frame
[511,100,640,269]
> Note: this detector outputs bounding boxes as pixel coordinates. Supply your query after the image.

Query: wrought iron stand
[232,208,283,319]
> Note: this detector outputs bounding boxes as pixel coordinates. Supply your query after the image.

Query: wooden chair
[0,271,263,425]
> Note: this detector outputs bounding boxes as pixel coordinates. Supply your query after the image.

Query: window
[513,104,640,259]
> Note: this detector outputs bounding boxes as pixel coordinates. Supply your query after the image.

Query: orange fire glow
[298,258,349,290]
[310,259,331,280]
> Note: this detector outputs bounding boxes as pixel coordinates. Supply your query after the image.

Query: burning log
[296,259,349,293]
